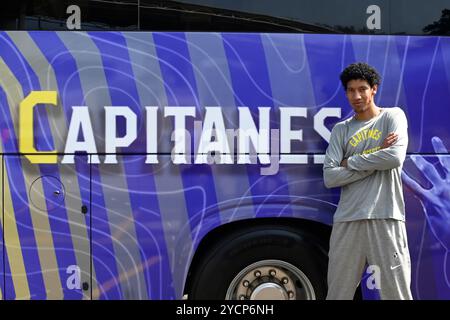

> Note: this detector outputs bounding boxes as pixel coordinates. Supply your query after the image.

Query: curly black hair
[340,62,381,90]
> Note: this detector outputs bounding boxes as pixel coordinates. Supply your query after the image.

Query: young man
[323,62,412,300]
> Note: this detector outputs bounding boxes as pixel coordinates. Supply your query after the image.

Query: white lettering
[62,106,99,164]
[314,107,341,142]
[145,106,159,163]
[195,107,233,164]
[237,107,270,164]
[279,107,307,164]
[104,106,137,163]
[165,106,196,164]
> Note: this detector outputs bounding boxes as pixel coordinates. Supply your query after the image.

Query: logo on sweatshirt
[349,128,382,147]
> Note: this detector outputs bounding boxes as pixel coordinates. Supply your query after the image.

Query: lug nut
[288,291,294,299]
[254,271,261,277]
[269,270,276,276]
[282,277,289,284]
[239,295,246,300]
[243,280,250,287]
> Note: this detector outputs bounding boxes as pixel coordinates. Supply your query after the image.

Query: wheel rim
[225,259,316,300]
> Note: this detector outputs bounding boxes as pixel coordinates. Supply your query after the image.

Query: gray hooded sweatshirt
[323,107,409,223]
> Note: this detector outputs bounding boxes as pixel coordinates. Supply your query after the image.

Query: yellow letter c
[20,91,57,163]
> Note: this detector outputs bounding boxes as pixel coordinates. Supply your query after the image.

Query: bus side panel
[4,32,445,155]
[0,155,3,300]
[3,155,90,299]
[0,31,449,300]
[91,155,180,300]
[89,154,335,300]
[402,155,450,299]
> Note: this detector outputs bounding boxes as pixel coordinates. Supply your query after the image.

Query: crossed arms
[323,109,408,189]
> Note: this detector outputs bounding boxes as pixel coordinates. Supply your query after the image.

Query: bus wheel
[188,225,328,300]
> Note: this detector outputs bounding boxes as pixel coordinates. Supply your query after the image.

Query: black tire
[189,224,328,300]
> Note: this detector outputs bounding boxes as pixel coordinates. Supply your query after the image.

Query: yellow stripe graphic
[8,31,94,299]
[0,154,2,300]
[0,57,62,298]
[3,165,31,299]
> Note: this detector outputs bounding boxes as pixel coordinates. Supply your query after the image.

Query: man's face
[345,79,377,113]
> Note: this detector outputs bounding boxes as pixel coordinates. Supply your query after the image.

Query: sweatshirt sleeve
[323,124,375,189]
[347,108,409,171]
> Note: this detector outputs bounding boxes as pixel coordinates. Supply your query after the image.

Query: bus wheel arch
[184,218,331,300]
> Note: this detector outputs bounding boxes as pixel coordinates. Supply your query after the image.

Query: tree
[423,9,450,35]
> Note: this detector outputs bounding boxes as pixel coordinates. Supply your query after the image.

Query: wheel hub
[226,260,315,300]
[250,282,288,300]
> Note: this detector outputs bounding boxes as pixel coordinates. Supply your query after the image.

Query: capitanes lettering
[19,91,341,174]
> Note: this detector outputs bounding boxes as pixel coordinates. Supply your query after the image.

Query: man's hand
[340,132,398,168]
[381,132,398,149]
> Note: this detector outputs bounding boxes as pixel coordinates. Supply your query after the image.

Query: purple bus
[0,0,449,300]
